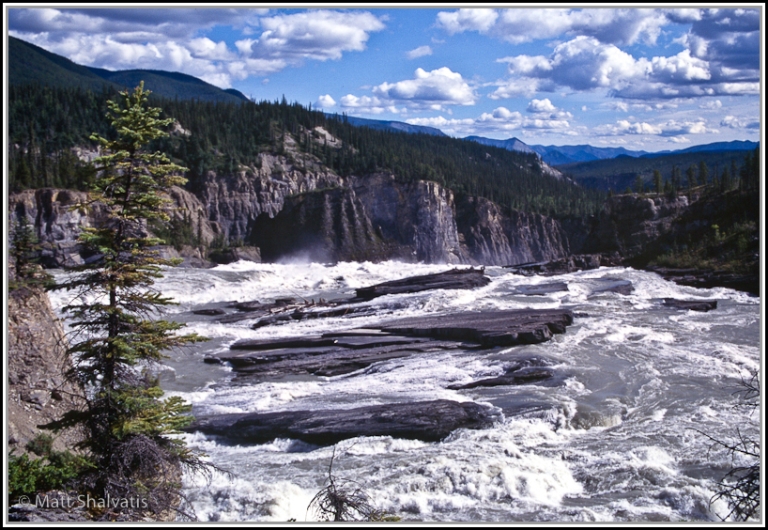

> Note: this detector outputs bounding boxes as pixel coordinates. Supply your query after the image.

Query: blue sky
[7,5,763,151]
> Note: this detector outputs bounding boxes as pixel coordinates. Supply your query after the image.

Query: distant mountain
[341,115,447,137]
[532,144,648,165]
[89,67,250,103]
[640,140,759,158]
[463,136,535,154]
[556,146,759,192]
[9,35,248,104]
[9,35,123,92]
[462,134,758,166]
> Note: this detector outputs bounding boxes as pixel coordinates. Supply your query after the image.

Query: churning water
[47,261,761,522]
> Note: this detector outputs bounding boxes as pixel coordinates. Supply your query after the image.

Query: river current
[47,261,761,523]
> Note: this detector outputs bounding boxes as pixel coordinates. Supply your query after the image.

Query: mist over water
[47,262,761,522]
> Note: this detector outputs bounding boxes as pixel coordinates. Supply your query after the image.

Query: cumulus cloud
[720,116,760,129]
[244,10,385,61]
[527,98,557,113]
[8,7,386,88]
[316,94,336,108]
[437,7,669,46]
[372,67,477,108]
[405,105,577,138]
[700,99,722,109]
[406,45,433,59]
[595,118,718,137]
[436,8,498,34]
[494,33,757,100]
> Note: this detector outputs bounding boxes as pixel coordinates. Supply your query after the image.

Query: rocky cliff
[7,282,85,455]
[581,194,690,259]
[9,162,571,266]
[456,196,570,265]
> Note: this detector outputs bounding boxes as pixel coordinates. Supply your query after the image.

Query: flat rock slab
[352,267,490,302]
[662,298,718,312]
[375,308,574,347]
[513,282,569,296]
[211,339,463,378]
[186,399,501,445]
[208,309,575,377]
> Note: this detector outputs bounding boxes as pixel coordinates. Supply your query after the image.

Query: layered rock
[456,196,570,265]
[9,165,576,268]
[8,186,219,268]
[201,153,344,244]
[7,285,85,454]
[351,173,467,263]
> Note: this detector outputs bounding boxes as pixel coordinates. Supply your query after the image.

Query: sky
[6,4,764,152]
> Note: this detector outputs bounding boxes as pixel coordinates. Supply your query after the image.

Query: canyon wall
[8,161,573,267]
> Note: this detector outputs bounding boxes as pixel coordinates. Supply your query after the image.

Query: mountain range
[9,36,248,104]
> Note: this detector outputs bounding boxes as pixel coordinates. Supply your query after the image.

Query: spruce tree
[49,82,210,519]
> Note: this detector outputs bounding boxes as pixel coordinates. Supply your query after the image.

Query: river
[47,261,761,522]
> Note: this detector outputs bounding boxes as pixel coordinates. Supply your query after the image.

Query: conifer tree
[49,82,210,519]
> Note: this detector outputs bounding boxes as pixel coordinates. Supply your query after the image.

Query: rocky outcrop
[456,196,570,265]
[250,187,386,263]
[201,153,344,243]
[351,173,467,264]
[582,194,690,258]
[8,165,578,268]
[7,285,85,455]
[8,186,220,268]
[187,400,500,446]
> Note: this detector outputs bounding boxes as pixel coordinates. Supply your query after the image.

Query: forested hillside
[558,148,759,193]
[8,83,604,219]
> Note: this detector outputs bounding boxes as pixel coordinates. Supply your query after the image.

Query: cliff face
[8,161,572,267]
[7,284,85,454]
[352,174,466,264]
[201,153,344,243]
[8,186,220,267]
[582,194,690,258]
[456,196,570,265]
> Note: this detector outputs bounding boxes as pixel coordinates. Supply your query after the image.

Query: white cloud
[720,116,760,129]
[317,94,336,108]
[246,10,386,61]
[373,67,477,107]
[406,45,432,59]
[700,99,722,109]
[494,33,757,100]
[8,8,386,88]
[406,105,576,137]
[437,8,670,46]
[435,8,498,34]
[527,98,557,113]
[650,50,710,82]
[596,118,718,137]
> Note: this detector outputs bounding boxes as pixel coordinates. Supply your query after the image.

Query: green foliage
[10,214,52,290]
[649,189,758,274]
[48,83,210,518]
[8,438,94,502]
[10,83,603,219]
[559,149,757,193]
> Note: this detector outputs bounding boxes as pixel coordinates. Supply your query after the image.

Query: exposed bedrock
[206,307,575,378]
[186,399,501,445]
[455,195,570,266]
[248,187,388,263]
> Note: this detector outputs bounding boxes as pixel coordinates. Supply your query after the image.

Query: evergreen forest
[9,83,606,219]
